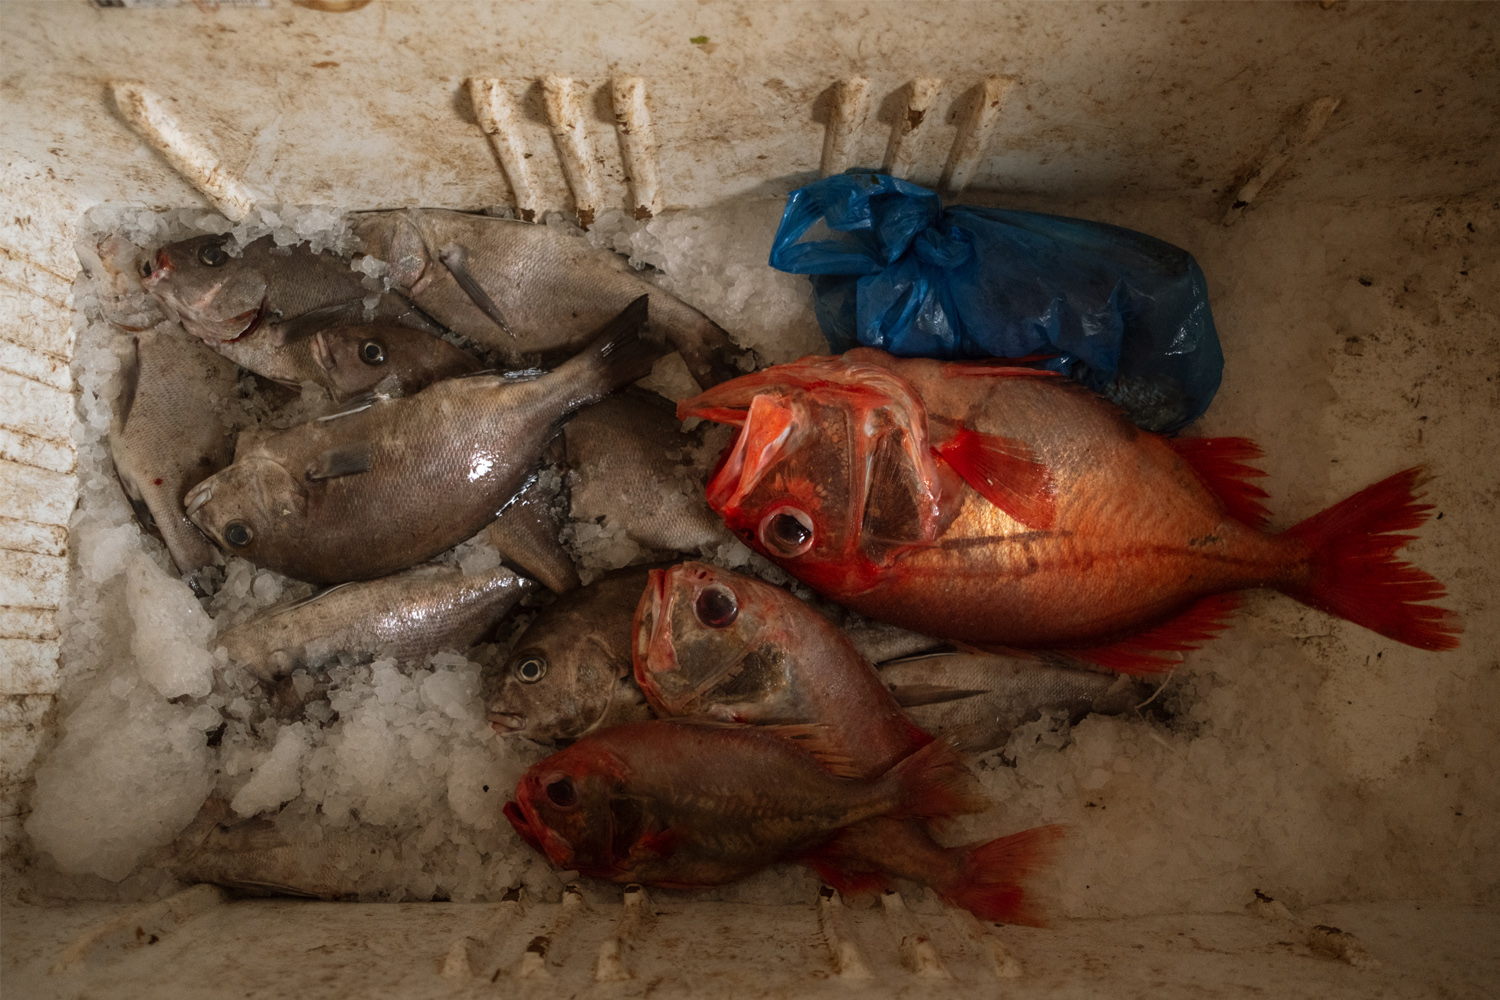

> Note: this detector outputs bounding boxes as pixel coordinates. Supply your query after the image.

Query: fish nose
[142,248,172,285]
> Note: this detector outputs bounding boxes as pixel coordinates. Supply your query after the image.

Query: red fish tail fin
[1281,467,1461,651]
[1168,436,1272,528]
[936,824,1066,927]
[886,738,988,821]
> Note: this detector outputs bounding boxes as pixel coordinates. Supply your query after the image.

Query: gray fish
[110,325,239,577]
[482,468,579,595]
[876,652,1152,753]
[840,617,946,665]
[564,389,734,555]
[76,233,167,331]
[172,802,399,901]
[351,208,750,388]
[184,297,663,584]
[218,564,536,681]
[483,566,654,743]
[215,321,482,402]
[143,232,439,350]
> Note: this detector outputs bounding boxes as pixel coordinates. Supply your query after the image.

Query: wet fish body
[485,566,656,742]
[877,652,1150,753]
[352,209,749,388]
[219,564,536,681]
[682,349,1460,670]
[110,325,239,576]
[504,720,978,889]
[185,298,663,583]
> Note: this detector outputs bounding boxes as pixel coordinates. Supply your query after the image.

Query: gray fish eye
[197,243,228,267]
[694,585,738,629]
[223,521,253,548]
[359,340,386,365]
[515,656,546,683]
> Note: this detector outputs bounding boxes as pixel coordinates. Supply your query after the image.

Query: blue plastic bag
[769,173,1223,433]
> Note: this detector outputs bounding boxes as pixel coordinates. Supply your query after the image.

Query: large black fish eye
[223,521,254,548]
[514,656,547,684]
[760,507,815,558]
[694,585,739,629]
[545,776,578,808]
[197,242,229,267]
[359,339,386,365]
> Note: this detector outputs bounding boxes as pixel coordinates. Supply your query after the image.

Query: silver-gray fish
[218,321,482,402]
[351,208,750,388]
[143,231,439,350]
[483,565,654,743]
[184,297,663,584]
[876,652,1152,753]
[110,325,239,578]
[218,564,537,681]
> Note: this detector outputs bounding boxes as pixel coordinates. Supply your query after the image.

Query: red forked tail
[936,824,1066,928]
[1281,467,1461,651]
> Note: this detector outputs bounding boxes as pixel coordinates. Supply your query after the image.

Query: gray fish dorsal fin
[886,683,991,709]
[306,442,374,481]
[437,242,516,338]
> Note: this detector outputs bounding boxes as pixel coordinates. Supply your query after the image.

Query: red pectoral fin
[934,427,1057,530]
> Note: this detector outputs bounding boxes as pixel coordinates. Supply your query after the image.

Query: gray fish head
[486,624,625,743]
[144,234,270,342]
[632,562,789,718]
[186,457,306,566]
[312,324,480,401]
[75,233,166,331]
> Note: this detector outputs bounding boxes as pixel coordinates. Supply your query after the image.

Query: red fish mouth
[632,569,675,700]
[504,792,574,868]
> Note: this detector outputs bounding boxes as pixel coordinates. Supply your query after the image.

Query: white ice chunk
[125,551,215,699]
[231,723,309,818]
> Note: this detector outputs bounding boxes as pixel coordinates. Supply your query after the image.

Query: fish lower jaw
[487,713,525,733]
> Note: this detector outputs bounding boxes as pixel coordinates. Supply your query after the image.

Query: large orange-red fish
[680,349,1461,672]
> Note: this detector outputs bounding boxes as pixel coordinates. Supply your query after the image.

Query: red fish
[680,349,1461,672]
[503,720,978,890]
[631,562,1064,922]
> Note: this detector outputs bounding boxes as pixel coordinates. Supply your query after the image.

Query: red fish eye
[694,585,738,629]
[545,776,578,808]
[759,507,814,558]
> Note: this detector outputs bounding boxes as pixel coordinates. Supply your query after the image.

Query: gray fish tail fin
[553,296,665,404]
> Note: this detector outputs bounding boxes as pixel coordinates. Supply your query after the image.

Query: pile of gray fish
[83,209,1148,899]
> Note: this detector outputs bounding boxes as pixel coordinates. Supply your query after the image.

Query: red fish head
[632,562,795,718]
[506,744,627,875]
[679,352,947,596]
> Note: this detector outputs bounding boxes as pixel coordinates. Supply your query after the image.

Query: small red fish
[680,349,1461,672]
[503,720,981,891]
[631,562,1064,923]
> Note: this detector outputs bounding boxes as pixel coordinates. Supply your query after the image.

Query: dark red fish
[503,720,979,891]
[680,349,1461,672]
[630,562,1063,923]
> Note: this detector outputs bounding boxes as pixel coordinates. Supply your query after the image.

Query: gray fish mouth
[488,712,525,734]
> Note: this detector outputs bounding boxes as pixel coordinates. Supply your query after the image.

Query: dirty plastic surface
[770,173,1224,432]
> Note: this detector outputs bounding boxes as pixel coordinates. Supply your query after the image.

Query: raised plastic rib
[467,78,543,222]
[820,77,871,177]
[50,884,227,973]
[541,77,604,227]
[816,886,873,979]
[611,78,662,220]
[1222,96,1342,226]
[949,907,1023,979]
[439,886,526,981]
[109,83,259,221]
[881,890,951,978]
[883,78,945,179]
[593,883,650,981]
[516,883,584,979]
[940,75,1015,196]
